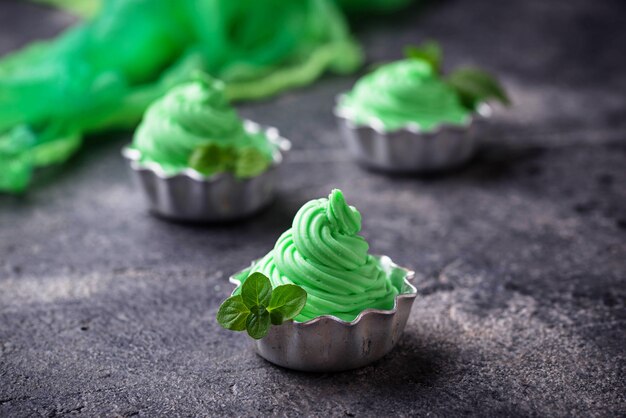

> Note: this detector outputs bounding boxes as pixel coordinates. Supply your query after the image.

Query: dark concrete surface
[1,0,625,416]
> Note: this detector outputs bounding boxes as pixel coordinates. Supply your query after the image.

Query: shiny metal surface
[122,121,291,222]
[335,98,491,172]
[229,255,417,372]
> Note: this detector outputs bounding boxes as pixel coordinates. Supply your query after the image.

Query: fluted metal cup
[335,97,491,172]
[123,121,290,222]
[229,255,417,372]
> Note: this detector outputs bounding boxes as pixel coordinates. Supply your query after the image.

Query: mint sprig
[446,67,510,110]
[189,143,236,176]
[404,40,442,74]
[217,272,307,339]
[189,144,268,178]
[404,41,510,110]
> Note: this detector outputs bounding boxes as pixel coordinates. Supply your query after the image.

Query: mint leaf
[269,310,284,326]
[235,147,270,178]
[216,295,250,331]
[267,284,307,321]
[189,143,269,178]
[446,67,510,110]
[404,41,442,73]
[188,144,237,176]
[241,272,272,309]
[215,273,308,339]
[189,144,224,176]
[246,306,271,339]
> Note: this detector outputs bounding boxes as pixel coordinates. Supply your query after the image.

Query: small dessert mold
[334,96,492,172]
[229,255,417,372]
[122,121,291,222]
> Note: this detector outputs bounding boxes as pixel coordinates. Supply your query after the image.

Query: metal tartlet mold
[229,255,417,372]
[334,96,492,173]
[122,121,291,222]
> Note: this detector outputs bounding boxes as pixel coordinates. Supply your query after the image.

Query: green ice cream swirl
[247,189,399,322]
[339,59,471,132]
[132,76,273,176]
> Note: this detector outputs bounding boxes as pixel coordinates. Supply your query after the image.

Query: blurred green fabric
[1,0,414,193]
[3,0,391,192]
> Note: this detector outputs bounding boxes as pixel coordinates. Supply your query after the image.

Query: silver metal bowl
[334,96,491,172]
[229,255,417,372]
[122,121,291,222]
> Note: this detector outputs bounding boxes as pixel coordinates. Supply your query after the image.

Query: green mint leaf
[235,147,270,178]
[189,143,223,176]
[188,144,237,176]
[267,284,307,321]
[246,306,271,339]
[404,41,442,73]
[269,310,284,326]
[241,272,272,309]
[216,295,250,331]
[216,274,308,338]
[446,67,510,110]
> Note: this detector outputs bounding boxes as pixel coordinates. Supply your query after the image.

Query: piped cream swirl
[245,189,399,322]
[132,75,274,176]
[338,58,470,131]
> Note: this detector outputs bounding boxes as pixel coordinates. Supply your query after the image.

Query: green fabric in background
[1,0,414,193]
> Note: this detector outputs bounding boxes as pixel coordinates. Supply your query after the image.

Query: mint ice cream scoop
[240,189,400,322]
[338,58,471,132]
[132,76,275,178]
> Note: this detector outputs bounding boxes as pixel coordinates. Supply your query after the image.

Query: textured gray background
[1,0,625,416]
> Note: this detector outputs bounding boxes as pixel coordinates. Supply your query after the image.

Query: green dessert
[131,75,275,178]
[339,59,470,131]
[337,42,509,132]
[237,189,401,322]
